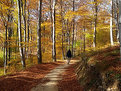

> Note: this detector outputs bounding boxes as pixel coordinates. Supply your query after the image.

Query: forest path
[31,60,79,91]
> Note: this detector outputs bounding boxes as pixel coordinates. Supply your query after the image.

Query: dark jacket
[66,50,72,58]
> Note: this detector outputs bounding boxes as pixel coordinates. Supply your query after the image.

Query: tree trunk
[4,25,8,74]
[8,0,14,62]
[30,28,32,53]
[15,24,19,59]
[37,0,42,64]
[8,16,12,62]
[72,0,75,56]
[27,8,30,55]
[22,0,27,55]
[52,0,56,62]
[83,26,86,52]
[17,0,26,68]
[93,0,97,48]
[119,0,121,61]
[116,0,119,42]
[3,42,5,68]
[60,0,64,60]
[74,23,77,55]
[110,17,114,45]
[49,0,53,59]
[67,19,70,48]
[110,0,114,46]
[50,0,53,40]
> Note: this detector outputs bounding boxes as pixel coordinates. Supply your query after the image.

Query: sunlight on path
[31,60,79,91]
[31,64,69,91]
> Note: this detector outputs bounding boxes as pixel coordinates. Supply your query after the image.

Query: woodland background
[0,0,120,75]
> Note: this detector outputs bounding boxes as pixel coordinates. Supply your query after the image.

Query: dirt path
[0,63,60,91]
[0,60,82,91]
[31,64,69,91]
[31,60,79,91]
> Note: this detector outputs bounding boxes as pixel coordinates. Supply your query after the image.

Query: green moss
[115,73,121,80]
[0,50,3,58]
[0,68,4,76]
[0,50,4,67]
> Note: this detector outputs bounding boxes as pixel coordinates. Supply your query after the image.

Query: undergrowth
[0,50,4,67]
[0,54,37,76]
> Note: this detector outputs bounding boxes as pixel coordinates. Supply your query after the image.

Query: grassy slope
[88,45,121,73]
[78,45,121,90]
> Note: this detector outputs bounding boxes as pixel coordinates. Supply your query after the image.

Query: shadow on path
[31,64,70,91]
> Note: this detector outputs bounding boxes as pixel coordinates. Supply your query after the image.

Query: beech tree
[60,0,65,59]
[0,0,14,74]
[17,0,26,67]
[110,0,114,45]
[52,0,56,62]
[119,0,121,60]
[37,0,42,64]
[72,0,75,56]
[21,0,27,55]
[0,11,8,74]
[93,0,97,48]
[8,0,13,62]
[116,0,119,42]
[0,0,121,75]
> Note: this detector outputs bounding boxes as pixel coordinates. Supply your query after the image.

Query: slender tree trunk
[50,0,53,59]
[93,0,97,48]
[66,20,69,52]
[30,28,32,53]
[8,24,12,62]
[116,0,119,42]
[60,0,64,60]
[83,26,86,52]
[52,0,56,62]
[67,19,70,49]
[8,15,13,62]
[3,42,5,66]
[72,0,75,56]
[110,0,114,46]
[22,0,27,55]
[27,8,30,55]
[15,24,18,59]
[8,0,14,62]
[17,0,26,68]
[43,24,46,53]
[37,0,42,64]
[4,25,8,74]
[110,17,114,45]
[119,0,121,61]
[50,0,53,40]
[74,23,77,55]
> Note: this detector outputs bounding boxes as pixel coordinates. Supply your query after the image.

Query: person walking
[66,49,72,64]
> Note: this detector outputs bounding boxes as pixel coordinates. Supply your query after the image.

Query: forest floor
[1,45,120,91]
[0,60,83,91]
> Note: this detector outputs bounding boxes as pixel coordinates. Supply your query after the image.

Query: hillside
[77,45,121,90]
